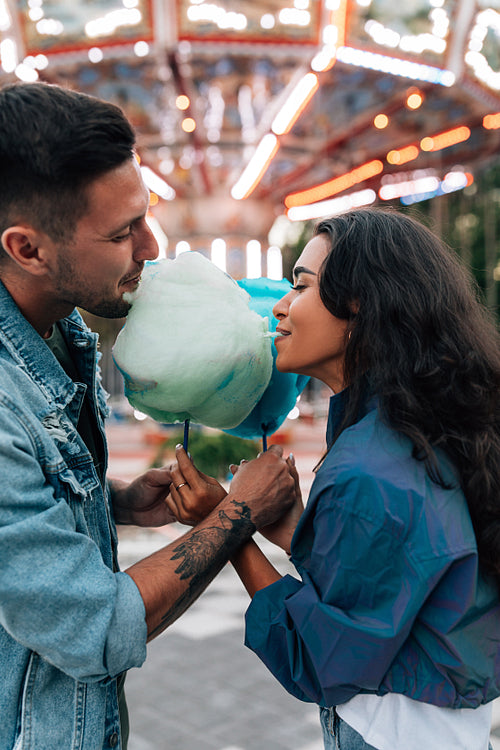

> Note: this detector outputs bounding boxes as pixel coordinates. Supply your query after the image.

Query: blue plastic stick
[262,432,268,452]
[183,419,190,452]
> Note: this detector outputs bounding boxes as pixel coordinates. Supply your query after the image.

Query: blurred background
[0,0,498,396]
[1,1,500,747]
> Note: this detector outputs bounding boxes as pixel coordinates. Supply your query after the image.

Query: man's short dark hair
[0,81,136,243]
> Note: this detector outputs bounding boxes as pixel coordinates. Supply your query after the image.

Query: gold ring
[175,483,187,490]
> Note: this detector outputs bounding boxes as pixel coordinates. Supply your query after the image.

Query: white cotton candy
[112,252,273,429]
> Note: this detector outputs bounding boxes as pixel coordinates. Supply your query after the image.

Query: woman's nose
[273,294,289,321]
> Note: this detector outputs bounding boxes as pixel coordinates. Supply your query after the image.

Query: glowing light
[211,238,227,272]
[379,177,440,201]
[399,171,472,204]
[22,54,48,71]
[272,73,319,136]
[85,8,141,38]
[420,126,470,151]
[374,113,388,129]
[311,46,337,72]
[364,7,448,55]
[0,38,17,73]
[466,9,500,91]
[484,113,500,129]
[267,246,283,280]
[182,117,196,133]
[176,241,191,257]
[36,18,64,35]
[287,189,377,221]
[34,54,48,70]
[88,47,103,63]
[140,166,176,200]
[231,134,280,201]
[134,41,149,57]
[406,92,423,109]
[29,7,44,21]
[399,33,446,55]
[285,160,383,208]
[440,171,469,193]
[187,5,247,31]
[386,145,419,165]
[261,13,275,29]
[365,19,400,48]
[279,8,311,26]
[312,0,346,71]
[15,63,38,82]
[246,240,262,279]
[176,95,190,110]
[336,46,455,86]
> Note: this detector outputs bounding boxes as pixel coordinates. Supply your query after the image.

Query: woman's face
[273,234,350,393]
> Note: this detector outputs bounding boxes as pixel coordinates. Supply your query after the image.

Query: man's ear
[0,225,54,276]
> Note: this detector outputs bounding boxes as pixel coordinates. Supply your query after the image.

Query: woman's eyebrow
[293,265,316,279]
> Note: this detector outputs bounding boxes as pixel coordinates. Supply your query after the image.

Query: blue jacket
[0,283,147,750]
[245,389,500,709]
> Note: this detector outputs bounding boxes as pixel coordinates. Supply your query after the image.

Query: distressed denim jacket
[0,282,147,750]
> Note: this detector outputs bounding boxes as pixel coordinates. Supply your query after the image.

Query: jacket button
[109,732,119,747]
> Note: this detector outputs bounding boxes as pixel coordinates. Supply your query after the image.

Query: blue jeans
[320,707,378,750]
[319,706,494,750]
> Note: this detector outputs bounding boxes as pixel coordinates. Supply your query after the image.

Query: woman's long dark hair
[316,208,500,588]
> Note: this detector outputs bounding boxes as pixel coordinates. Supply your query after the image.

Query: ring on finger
[175,482,188,491]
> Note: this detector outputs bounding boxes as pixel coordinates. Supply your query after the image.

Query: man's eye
[112,230,133,242]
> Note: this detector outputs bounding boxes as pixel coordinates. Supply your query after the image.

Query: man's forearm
[125,495,255,640]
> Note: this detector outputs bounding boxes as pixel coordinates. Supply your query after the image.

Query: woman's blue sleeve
[244,475,450,707]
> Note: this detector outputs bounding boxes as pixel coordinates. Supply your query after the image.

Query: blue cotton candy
[223,277,309,439]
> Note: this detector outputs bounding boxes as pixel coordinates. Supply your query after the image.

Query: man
[0,81,296,750]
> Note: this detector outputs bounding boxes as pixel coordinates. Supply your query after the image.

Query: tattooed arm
[125,445,295,641]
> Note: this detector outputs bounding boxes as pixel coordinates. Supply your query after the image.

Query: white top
[337,693,492,750]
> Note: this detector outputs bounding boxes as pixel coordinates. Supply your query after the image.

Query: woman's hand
[166,445,227,525]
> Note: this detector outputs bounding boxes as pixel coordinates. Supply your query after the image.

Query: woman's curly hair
[316,208,500,588]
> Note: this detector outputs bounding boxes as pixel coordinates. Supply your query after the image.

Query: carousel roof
[1,0,500,255]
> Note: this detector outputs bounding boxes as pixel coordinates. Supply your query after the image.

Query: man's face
[51,157,159,319]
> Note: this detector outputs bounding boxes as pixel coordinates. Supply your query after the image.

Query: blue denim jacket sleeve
[0,400,147,683]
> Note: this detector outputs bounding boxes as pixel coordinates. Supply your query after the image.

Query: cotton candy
[224,277,309,439]
[112,252,273,429]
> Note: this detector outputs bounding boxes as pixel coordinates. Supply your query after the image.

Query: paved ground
[108,415,500,750]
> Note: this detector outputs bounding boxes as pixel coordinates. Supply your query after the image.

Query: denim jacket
[245,390,500,709]
[0,282,147,750]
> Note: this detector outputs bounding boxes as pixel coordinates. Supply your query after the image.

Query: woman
[168,208,500,750]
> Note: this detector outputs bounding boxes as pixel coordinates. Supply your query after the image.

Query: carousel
[0,0,499,276]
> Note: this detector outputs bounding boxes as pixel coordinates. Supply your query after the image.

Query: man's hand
[257,454,303,554]
[166,444,296,531]
[225,444,296,528]
[167,445,227,525]
[111,467,177,527]
[230,453,303,553]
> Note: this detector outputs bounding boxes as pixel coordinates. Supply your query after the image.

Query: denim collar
[0,280,97,413]
[326,380,378,447]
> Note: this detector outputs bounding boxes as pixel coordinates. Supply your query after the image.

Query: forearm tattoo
[150,500,255,637]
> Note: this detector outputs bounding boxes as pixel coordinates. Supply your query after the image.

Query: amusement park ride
[1,0,499,273]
